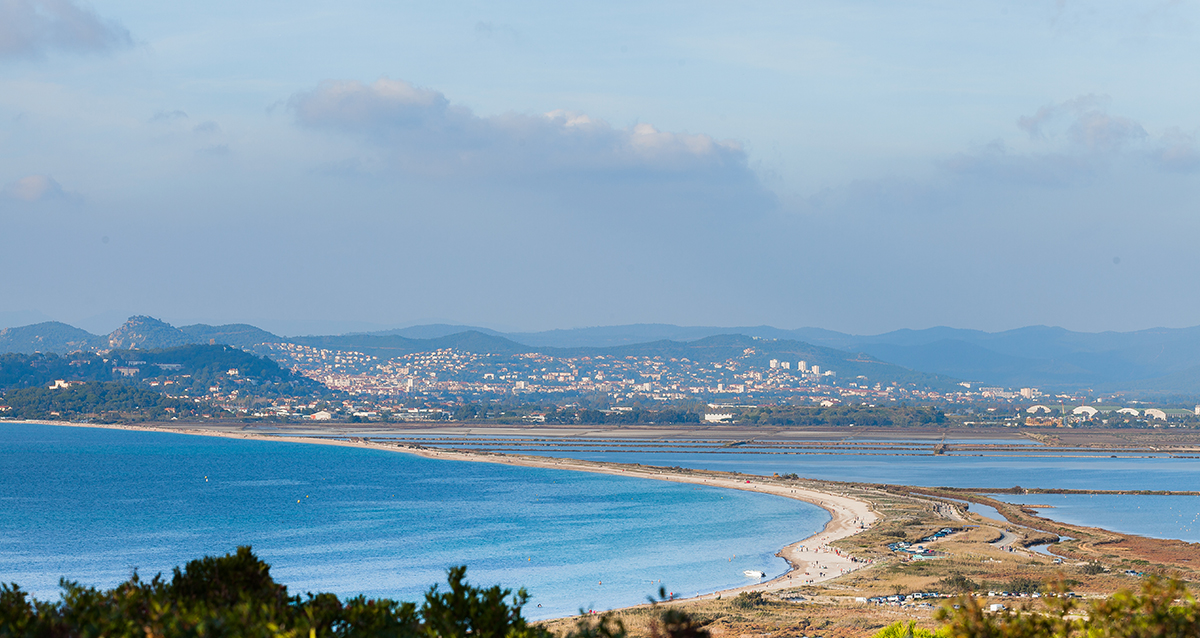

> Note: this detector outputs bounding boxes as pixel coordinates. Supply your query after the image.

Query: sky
[2,1,1200,336]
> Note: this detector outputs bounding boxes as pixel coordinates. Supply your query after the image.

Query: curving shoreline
[13,419,880,602]
[399,445,879,596]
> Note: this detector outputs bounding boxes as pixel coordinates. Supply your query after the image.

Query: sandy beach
[400,446,879,595]
[15,419,880,600]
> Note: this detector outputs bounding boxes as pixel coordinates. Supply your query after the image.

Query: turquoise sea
[0,423,825,619]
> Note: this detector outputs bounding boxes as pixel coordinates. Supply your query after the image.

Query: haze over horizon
[3,2,1199,335]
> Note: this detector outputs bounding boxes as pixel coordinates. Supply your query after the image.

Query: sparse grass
[534,455,1200,638]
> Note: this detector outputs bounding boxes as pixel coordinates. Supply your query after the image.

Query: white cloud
[1016,95,1148,153]
[1154,127,1200,172]
[2,174,69,202]
[0,0,132,59]
[287,77,752,179]
[1017,94,1107,140]
[944,96,1200,184]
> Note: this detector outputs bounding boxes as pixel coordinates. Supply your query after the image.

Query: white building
[798,361,808,372]
[769,359,779,369]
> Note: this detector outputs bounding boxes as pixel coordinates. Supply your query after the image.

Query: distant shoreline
[10,419,880,601]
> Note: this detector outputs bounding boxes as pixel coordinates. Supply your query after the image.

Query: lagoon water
[989,494,1200,543]
[511,449,1199,491]
[507,449,1200,542]
[0,423,825,618]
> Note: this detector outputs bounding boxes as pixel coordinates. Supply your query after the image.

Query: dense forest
[0,352,111,388]
[107,344,328,400]
[0,382,200,422]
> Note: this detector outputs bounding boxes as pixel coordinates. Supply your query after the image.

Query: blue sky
[2,1,1199,335]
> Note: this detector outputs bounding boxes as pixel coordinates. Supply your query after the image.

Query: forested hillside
[0,345,330,422]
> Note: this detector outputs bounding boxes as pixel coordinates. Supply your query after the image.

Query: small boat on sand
[743,570,766,578]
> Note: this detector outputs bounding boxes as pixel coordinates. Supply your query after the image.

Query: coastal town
[0,315,1196,427]
[214,342,1197,426]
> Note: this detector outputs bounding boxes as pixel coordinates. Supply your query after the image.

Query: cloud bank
[0,0,132,59]
[288,78,754,180]
[2,174,68,202]
[943,95,1200,184]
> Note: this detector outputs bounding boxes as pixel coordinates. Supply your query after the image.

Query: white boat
[743,570,766,578]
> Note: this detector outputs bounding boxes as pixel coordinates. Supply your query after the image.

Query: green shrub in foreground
[871,621,946,638]
[5,548,1199,638]
[0,547,532,638]
[935,579,1200,638]
[0,547,713,638]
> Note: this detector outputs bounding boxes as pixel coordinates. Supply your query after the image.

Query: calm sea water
[0,423,825,618]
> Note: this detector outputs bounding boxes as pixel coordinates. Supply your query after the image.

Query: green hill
[289,330,532,358]
[107,315,192,349]
[0,382,198,421]
[548,334,957,389]
[180,323,284,347]
[0,321,105,354]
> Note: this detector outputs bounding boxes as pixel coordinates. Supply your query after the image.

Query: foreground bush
[870,621,945,638]
[9,548,1198,638]
[0,547,548,638]
[0,547,719,638]
[936,578,1200,638]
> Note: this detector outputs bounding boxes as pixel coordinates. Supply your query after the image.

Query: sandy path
[16,420,880,599]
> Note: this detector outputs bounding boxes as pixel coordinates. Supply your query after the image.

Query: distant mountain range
[4,317,1200,394]
[366,323,1200,394]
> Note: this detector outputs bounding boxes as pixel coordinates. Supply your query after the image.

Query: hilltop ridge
[6,316,1200,394]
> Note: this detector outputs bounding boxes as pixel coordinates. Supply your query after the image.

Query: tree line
[735,405,946,427]
[0,382,201,422]
[0,547,697,638]
[2,547,1197,638]
[0,345,335,421]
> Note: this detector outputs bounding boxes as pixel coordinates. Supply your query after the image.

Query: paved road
[991,529,1019,547]
[933,501,966,521]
